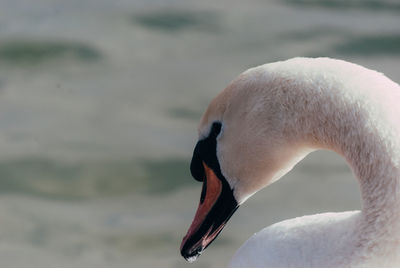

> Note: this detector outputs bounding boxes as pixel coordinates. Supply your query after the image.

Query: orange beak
[180,161,238,262]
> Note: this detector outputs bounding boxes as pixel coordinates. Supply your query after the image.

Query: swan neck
[281,68,400,247]
[343,134,400,226]
[301,89,400,249]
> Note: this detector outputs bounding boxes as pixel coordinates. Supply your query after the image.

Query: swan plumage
[230,211,360,268]
[180,57,400,267]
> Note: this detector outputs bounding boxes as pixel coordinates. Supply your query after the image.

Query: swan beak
[180,162,238,262]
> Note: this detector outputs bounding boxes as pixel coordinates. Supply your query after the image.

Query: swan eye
[209,122,222,138]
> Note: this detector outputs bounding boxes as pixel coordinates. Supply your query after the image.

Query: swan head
[180,65,311,261]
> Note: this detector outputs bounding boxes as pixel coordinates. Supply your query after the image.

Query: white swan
[180,57,400,267]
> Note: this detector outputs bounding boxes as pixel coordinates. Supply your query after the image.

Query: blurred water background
[0,0,399,267]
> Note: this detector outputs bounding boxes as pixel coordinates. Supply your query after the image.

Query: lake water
[0,0,399,267]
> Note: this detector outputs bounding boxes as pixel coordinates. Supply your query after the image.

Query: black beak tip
[181,245,203,263]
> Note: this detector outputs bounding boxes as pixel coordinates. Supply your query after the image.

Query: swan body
[230,211,360,268]
[180,58,400,267]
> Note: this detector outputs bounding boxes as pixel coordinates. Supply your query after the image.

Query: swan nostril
[190,148,205,182]
[200,176,207,204]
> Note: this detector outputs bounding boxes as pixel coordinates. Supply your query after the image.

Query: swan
[180,57,400,267]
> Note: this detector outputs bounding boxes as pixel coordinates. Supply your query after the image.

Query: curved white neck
[344,129,400,256]
[339,123,400,248]
[287,69,400,255]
